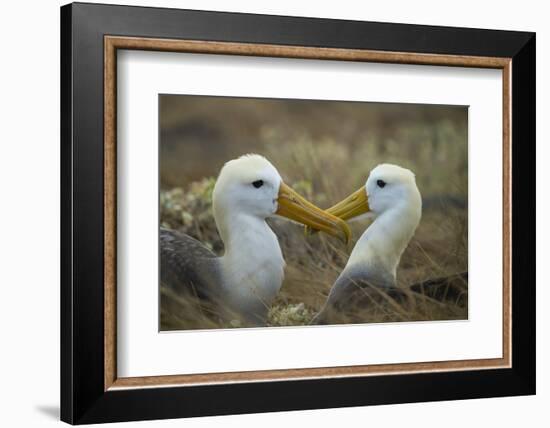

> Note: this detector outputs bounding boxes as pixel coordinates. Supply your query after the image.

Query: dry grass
[159,97,468,330]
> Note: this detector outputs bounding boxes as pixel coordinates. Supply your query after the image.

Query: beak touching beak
[326,186,370,221]
[276,182,351,244]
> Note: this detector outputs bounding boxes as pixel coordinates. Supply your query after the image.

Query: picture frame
[60,2,535,424]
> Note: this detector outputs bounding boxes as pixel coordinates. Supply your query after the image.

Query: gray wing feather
[160,228,220,298]
[324,266,395,310]
[313,270,383,324]
[409,272,468,305]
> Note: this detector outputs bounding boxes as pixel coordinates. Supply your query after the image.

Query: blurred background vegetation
[159,95,468,330]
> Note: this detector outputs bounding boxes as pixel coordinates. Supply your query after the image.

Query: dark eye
[252,180,264,188]
[377,179,386,188]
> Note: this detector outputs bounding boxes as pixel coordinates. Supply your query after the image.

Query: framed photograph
[61,2,535,424]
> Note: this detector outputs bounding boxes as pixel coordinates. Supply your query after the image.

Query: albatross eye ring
[377,179,386,188]
[252,180,264,188]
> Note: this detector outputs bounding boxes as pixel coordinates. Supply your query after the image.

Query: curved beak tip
[338,221,352,245]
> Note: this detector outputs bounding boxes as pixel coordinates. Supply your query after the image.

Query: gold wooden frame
[104,36,512,391]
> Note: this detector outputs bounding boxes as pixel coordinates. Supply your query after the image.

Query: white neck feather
[346,200,421,286]
[217,212,285,310]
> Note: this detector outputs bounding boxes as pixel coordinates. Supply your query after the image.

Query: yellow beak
[276,182,351,244]
[326,186,370,220]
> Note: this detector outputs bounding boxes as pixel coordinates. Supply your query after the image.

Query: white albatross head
[327,163,421,224]
[366,164,421,218]
[213,154,282,219]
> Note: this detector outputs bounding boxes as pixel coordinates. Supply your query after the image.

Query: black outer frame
[60,2,535,424]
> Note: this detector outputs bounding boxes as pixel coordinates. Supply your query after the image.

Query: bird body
[160,226,283,324]
[315,164,424,323]
[161,154,350,326]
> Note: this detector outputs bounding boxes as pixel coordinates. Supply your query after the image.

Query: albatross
[161,154,350,326]
[314,163,466,324]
